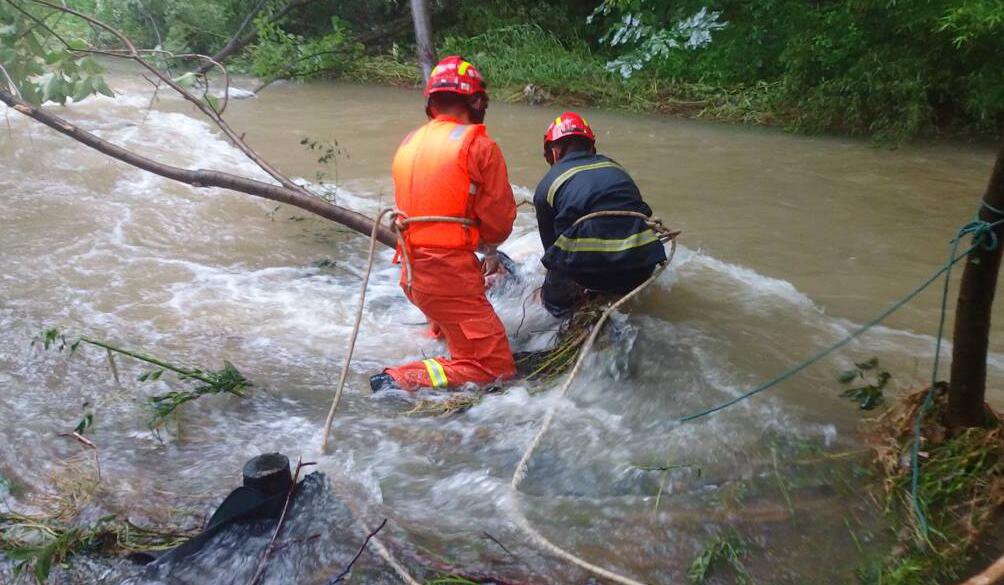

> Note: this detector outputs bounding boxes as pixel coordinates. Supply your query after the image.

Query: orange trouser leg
[386,289,516,390]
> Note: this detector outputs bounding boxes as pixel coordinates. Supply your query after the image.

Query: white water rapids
[1,75,1001,583]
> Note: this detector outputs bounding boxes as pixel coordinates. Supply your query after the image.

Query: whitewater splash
[2,79,991,583]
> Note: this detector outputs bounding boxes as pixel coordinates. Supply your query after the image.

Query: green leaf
[71,79,93,103]
[79,57,102,75]
[73,412,93,435]
[33,540,55,581]
[91,77,114,98]
[41,73,66,104]
[173,72,196,88]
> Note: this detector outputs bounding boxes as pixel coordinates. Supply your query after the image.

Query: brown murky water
[1,74,1000,584]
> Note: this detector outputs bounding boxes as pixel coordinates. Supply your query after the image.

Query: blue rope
[675,205,1004,538]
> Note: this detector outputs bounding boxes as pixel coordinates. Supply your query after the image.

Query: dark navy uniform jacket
[532,151,667,274]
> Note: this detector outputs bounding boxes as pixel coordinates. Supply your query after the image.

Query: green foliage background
[4,0,1003,141]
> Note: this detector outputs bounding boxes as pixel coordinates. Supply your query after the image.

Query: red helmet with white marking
[425,56,487,97]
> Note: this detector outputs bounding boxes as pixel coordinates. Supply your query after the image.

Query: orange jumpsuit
[385,114,517,390]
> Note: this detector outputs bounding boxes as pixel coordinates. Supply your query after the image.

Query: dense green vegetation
[5,0,1003,141]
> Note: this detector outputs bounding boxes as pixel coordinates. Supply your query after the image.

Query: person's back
[370,56,517,392]
[532,112,666,317]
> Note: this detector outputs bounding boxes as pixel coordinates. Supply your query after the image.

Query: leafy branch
[34,328,251,426]
[837,357,891,410]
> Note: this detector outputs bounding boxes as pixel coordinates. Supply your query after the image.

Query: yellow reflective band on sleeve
[422,359,449,388]
[553,229,659,253]
[546,161,624,206]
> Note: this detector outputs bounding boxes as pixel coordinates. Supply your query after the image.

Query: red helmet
[425,56,487,97]
[544,111,596,148]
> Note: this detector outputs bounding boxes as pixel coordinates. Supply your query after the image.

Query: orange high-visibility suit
[385,114,517,390]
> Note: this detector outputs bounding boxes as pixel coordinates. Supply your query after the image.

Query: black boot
[369,372,398,393]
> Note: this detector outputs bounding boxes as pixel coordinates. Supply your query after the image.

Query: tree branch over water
[2,0,396,247]
[0,87,396,247]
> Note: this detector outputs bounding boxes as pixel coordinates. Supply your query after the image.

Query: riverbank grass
[344,25,782,130]
[858,384,1003,584]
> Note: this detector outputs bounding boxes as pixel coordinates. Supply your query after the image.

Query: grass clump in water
[687,530,753,584]
[516,299,609,384]
[0,512,196,583]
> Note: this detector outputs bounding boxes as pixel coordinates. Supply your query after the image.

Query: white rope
[513,510,647,585]
[510,212,679,585]
[511,218,677,488]
[320,209,479,451]
[317,207,477,584]
[316,207,418,584]
[320,207,396,452]
[327,474,422,585]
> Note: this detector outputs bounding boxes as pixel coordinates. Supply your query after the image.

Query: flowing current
[1,75,1001,584]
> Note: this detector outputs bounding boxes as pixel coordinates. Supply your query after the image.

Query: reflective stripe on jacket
[393,119,483,250]
[532,151,667,274]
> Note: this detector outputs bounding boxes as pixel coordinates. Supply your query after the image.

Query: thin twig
[140,74,161,123]
[248,457,316,585]
[0,63,21,99]
[327,518,387,583]
[58,432,101,481]
[481,531,515,559]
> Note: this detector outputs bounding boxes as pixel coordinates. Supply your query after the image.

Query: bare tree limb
[409,0,436,81]
[0,89,397,247]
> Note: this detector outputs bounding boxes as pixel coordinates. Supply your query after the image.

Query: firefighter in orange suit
[370,56,518,392]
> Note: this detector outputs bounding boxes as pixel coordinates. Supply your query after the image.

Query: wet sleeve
[533,180,557,251]
[469,136,516,246]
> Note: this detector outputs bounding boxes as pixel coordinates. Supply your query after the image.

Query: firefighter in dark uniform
[533,111,667,317]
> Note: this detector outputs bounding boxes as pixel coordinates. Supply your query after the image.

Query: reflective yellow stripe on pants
[422,358,449,388]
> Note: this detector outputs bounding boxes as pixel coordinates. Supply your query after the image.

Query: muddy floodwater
[1,75,1000,584]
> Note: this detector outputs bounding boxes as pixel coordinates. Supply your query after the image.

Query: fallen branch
[0,89,395,247]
